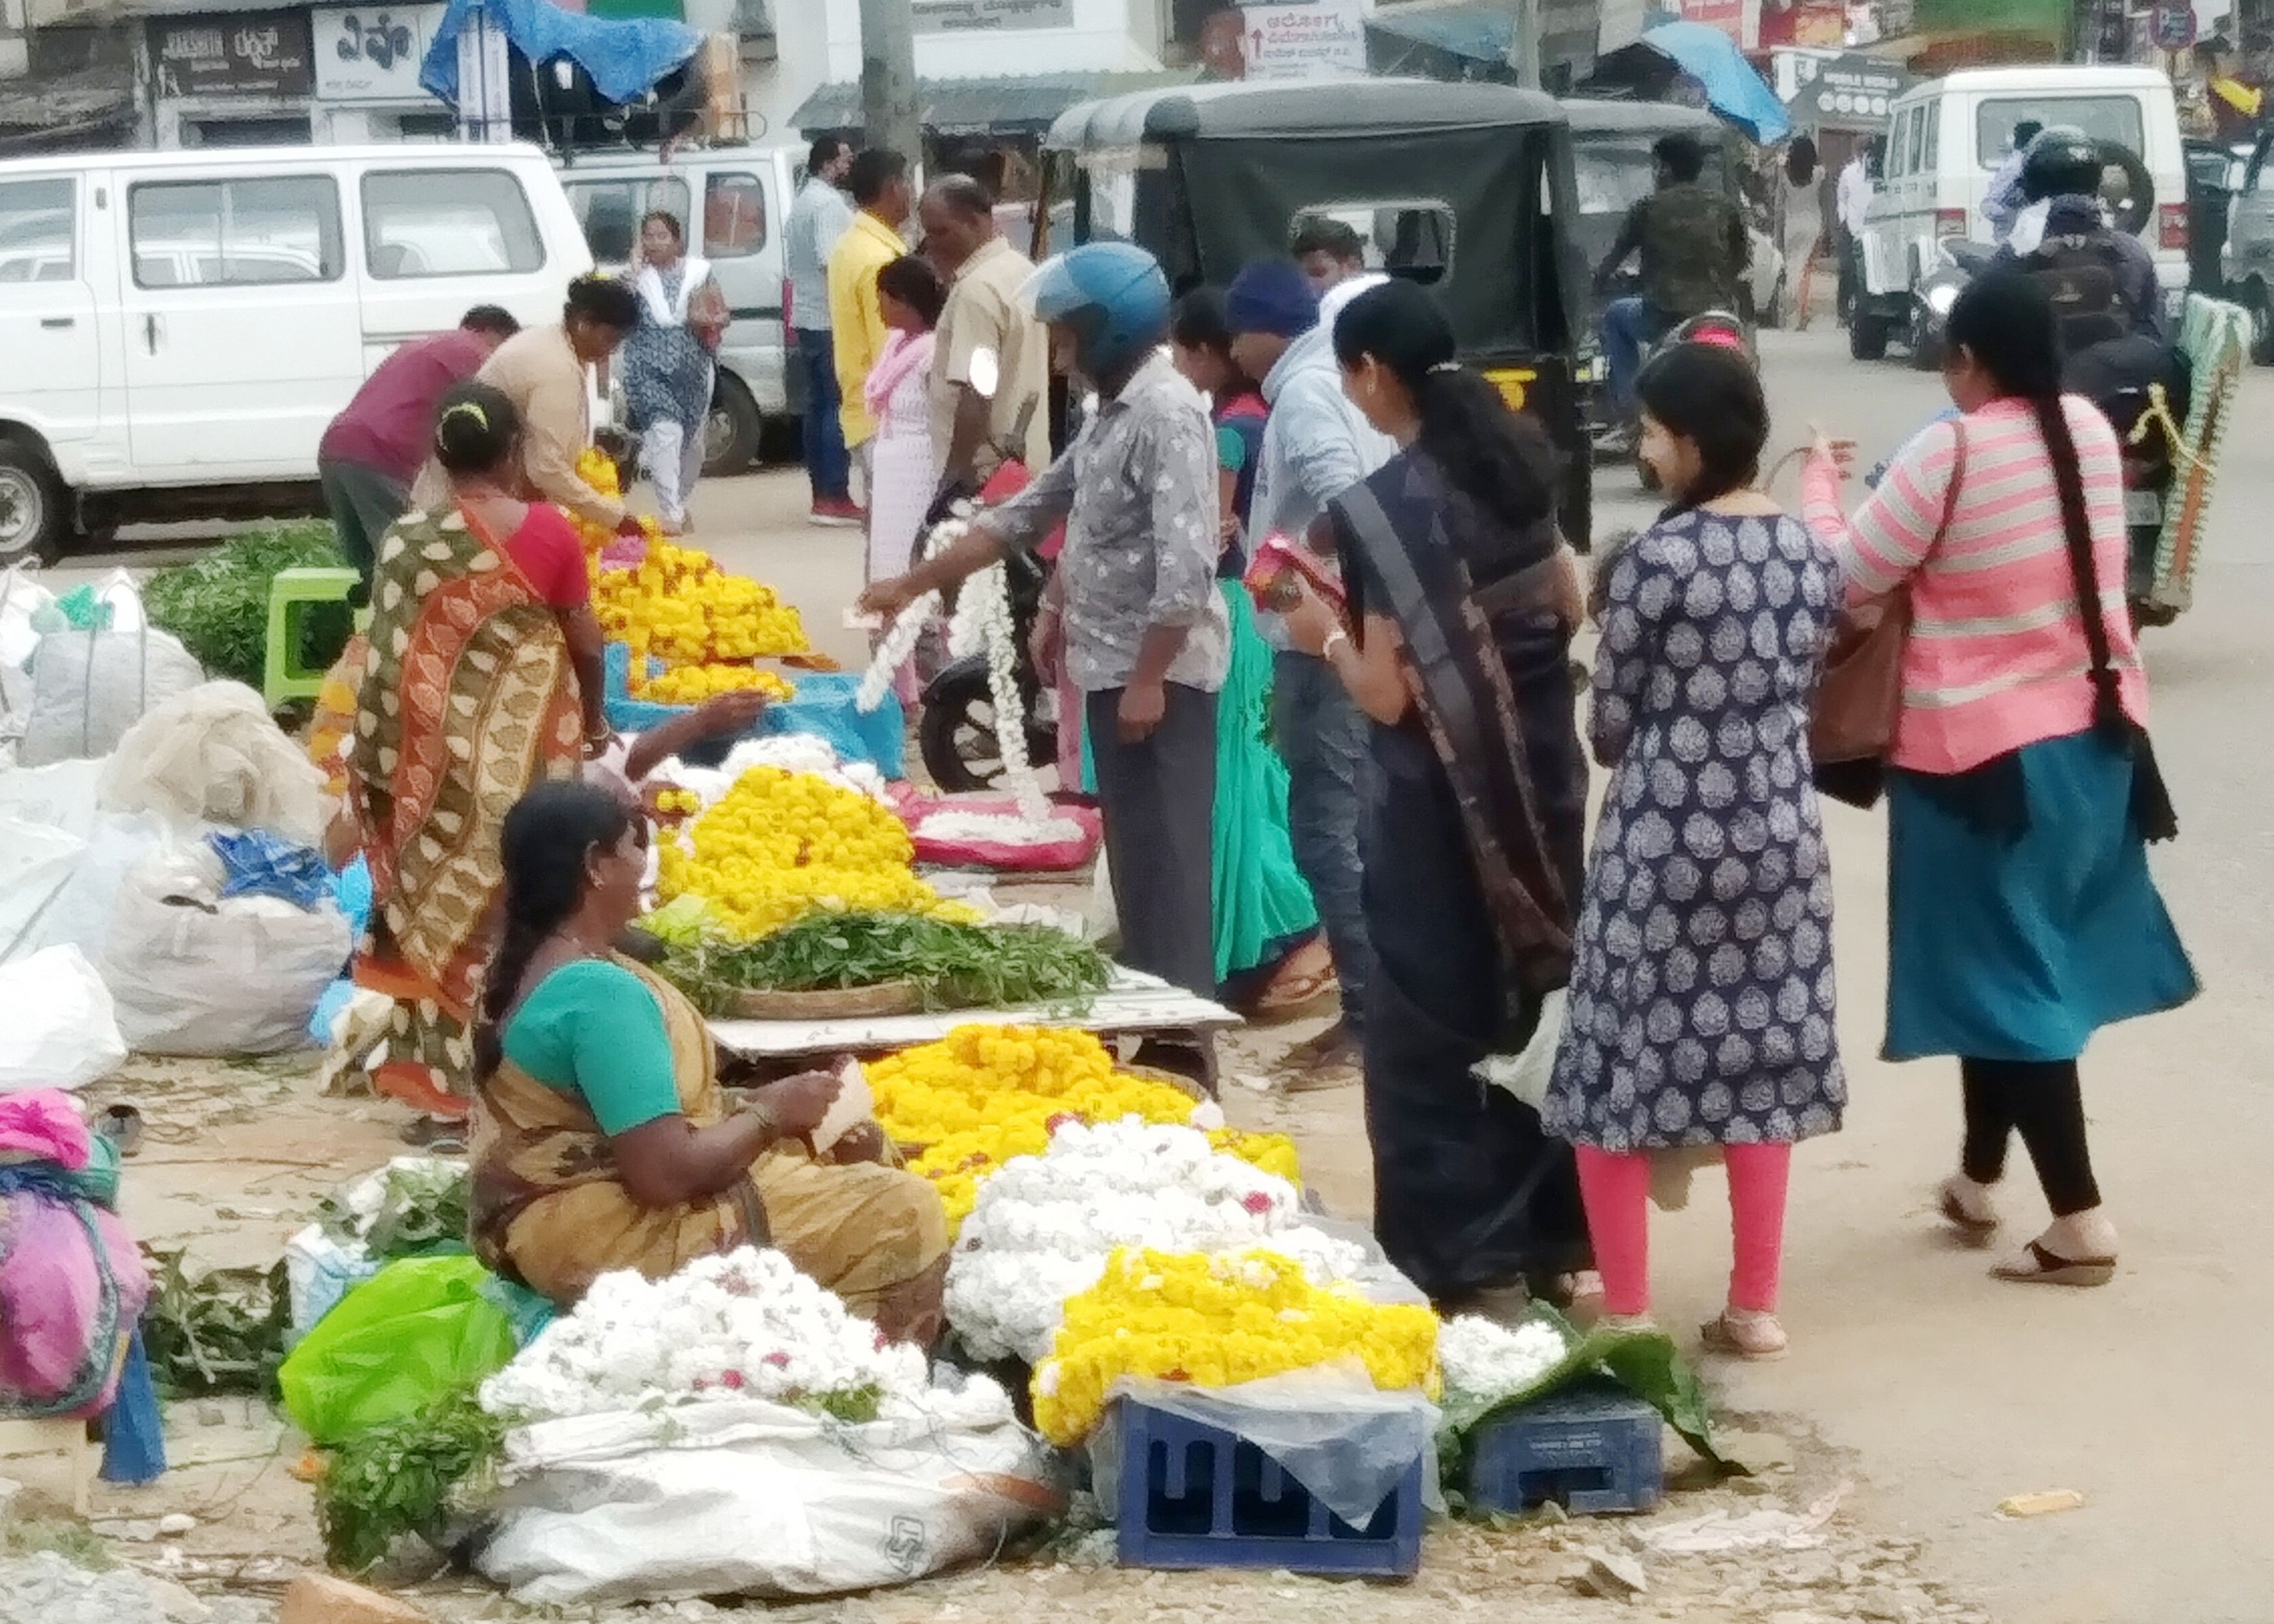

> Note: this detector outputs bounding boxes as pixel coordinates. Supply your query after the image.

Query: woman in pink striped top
[1802,272,2194,1289]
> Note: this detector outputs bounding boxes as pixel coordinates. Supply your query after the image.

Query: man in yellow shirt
[826,147,915,494]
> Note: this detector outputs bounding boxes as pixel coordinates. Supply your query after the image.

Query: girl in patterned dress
[1545,343,1845,1360]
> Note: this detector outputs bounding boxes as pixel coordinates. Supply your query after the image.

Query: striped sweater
[1800,396,2149,776]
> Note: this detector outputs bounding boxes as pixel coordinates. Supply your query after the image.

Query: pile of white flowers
[662,735,891,813]
[914,808,1088,850]
[480,1249,1008,1429]
[1436,1313,1569,1411]
[944,1120,1366,1363]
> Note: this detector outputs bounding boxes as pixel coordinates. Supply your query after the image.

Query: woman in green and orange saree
[348,382,609,1120]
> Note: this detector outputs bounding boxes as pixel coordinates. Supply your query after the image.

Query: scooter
[1601,309,1751,488]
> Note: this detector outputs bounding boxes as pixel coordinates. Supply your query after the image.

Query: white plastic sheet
[0,945,126,1092]
[478,1395,1059,1605]
[97,681,326,848]
[0,817,85,963]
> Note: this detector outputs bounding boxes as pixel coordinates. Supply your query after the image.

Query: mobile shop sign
[313,5,447,103]
[1782,50,1911,127]
[1242,0,1368,81]
[150,11,314,99]
[912,0,1076,30]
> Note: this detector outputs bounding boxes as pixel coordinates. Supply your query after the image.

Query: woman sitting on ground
[468,780,951,1341]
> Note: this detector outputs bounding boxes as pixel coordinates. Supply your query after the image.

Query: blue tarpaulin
[420,0,702,109]
[1639,21,1791,144]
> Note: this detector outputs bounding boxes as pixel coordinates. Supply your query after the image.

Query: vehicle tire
[1848,309,1889,362]
[2097,140,2156,240]
[0,438,66,566]
[919,666,1010,793]
[2249,283,2274,366]
[1907,301,1943,371]
[702,372,763,478]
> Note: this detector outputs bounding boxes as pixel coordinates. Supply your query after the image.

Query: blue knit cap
[1223,260,1320,338]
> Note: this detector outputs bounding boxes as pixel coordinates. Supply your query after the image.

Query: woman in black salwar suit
[1279,279,1594,1312]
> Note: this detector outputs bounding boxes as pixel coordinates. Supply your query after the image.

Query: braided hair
[472,780,637,1081]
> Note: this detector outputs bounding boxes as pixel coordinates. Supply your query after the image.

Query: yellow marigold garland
[863,1027,1300,1231]
[1032,1247,1441,1446]
[655,765,969,941]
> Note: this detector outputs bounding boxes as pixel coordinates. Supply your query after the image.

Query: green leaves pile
[319,1162,472,1263]
[140,1249,290,1400]
[316,1384,505,1573]
[142,523,350,688]
[658,909,1113,1015]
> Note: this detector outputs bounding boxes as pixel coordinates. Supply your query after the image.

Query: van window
[0,178,73,283]
[704,172,767,258]
[1885,108,1911,177]
[564,177,691,265]
[363,170,545,279]
[129,176,342,288]
[1976,97,2145,167]
[1920,104,1940,170]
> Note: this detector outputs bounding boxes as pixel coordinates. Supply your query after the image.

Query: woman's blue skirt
[1885,728,2197,1062]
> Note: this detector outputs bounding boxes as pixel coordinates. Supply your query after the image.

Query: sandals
[1700,1308,1789,1362]
[1936,1178,2000,1247]
[1991,1239,2116,1289]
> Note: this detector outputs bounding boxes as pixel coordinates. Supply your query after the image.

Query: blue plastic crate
[1111,1397,1425,1577]
[1464,1380,1663,1516]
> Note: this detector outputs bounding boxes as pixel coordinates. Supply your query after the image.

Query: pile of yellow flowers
[630,661,794,705]
[572,448,663,550]
[865,1026,1299,1229]
[656,764,967,941]
[1032,1247,1442,1445]
[593,539,809,664]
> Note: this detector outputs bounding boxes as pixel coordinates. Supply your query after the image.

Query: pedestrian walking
[1802,271,2195,1289]
[862,255,945,706]
[1781,136,1826,330]
[784,135,862,527]
[1835,139,1876,325]
[626,210,728,535]
[1546,342,1846,1361]
[1227,258,1396,1081]
[1165,287,1332,1016]
[1276,279,1592,1310]
[859,244,1229,1060]
[318,304,519,582]
[918,175,1052,501]
[828,148,916,512]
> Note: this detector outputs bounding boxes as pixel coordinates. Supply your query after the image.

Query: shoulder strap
[1933,418,1966,547]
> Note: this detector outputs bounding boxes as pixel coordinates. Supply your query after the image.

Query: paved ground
[40,328,2274,1621]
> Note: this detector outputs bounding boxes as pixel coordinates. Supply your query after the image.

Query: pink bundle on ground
[0,1089,92,1171]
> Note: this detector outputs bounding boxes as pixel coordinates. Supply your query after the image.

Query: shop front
[144,8,316,147]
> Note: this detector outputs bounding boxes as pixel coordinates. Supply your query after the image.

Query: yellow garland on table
[1031,1247,1441,1447]
[863,1027,1301,1231]
[655,764,970,941]
[572,448,664,549]
[631,662,795,705]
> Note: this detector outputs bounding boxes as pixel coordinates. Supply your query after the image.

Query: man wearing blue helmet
[861,242,1231,1024]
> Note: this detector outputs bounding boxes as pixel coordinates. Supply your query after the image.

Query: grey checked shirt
[784,177,853,333]
[982,351,1229,694]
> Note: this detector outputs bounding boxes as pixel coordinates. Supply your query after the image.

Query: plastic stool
[263,566,359,709]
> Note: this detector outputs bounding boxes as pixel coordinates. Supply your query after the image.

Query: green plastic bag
[277,1255,518,1445]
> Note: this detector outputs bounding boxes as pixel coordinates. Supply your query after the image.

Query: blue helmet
[1022,242,1170,378]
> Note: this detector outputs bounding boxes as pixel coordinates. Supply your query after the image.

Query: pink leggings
[1574,1143,1793,1317]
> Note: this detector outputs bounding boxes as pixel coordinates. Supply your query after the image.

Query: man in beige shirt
[411,274,641,532]
[918,176,1052,502]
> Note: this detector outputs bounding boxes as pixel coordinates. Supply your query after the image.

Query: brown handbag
[1810,420,1964,807]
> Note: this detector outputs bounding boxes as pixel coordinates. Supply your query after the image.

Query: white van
[1853,65,2189,361]
[0,142,593,563]
[554,144,802,477]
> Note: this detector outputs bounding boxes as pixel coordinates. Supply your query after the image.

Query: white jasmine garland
[947,560,1049,822]
[1436,1313,1569,1411]
[854,587,943,713]
[479,1247,1010,1428]
[943,1119,1364,1363]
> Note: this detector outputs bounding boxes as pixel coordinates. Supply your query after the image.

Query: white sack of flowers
[943,1119,1368,1364]
[476,1249,1056,1604]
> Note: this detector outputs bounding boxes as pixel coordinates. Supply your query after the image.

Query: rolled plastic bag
[277,1255,519,1446]
[98,681,326,848]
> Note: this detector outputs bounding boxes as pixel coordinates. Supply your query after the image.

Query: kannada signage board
[912,0,1076,31]
[1778,47,1911,128]
[312,5,447,103]
[149,11,315,100]
[1242,0,1370,80]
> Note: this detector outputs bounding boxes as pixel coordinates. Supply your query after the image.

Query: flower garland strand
[854,588,942,713]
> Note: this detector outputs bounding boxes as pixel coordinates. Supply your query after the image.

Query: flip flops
[1991,1239,2117,1289]
[1699,1308,1789,1362]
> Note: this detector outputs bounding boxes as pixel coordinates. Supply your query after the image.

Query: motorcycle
[1595,309,1752,487]
[915,541,1062,793]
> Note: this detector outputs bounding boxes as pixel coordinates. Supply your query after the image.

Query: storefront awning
[791,70,1197,137]
[0,66,136,156]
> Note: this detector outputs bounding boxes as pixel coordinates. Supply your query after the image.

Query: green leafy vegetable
[139,1248,290,1400]
[142,523,350,688]
[315,1384,505,1573]
[655,909,1113,1015]
[319,1162,472,1263]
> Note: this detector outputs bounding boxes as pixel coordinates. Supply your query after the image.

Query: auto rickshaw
[1034,79,1596,548]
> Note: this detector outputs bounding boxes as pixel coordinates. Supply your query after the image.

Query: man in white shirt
[783,136,860,526]
[1835,139,1876,324]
